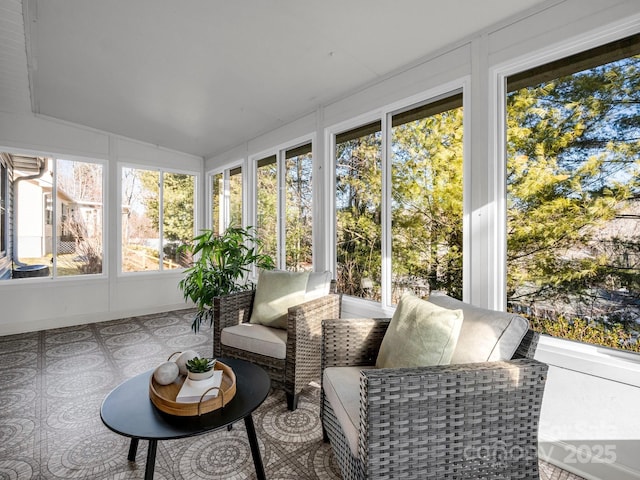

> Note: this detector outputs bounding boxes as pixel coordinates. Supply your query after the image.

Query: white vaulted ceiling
[2,0,552,158]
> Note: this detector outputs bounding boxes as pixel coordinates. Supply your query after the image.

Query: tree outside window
[335,123,382,300]
[121,167,195,272]
[506,35,640,352]
[391,96,463,302]
[285,144,313,271]
[256,156,278,262]
[255,144,313,271]
[335,96,464,304]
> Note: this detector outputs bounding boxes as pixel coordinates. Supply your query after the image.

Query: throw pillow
[250,269,310,329]
[376,292,464,369]
[428,291,529,363]
[305,270,332,301]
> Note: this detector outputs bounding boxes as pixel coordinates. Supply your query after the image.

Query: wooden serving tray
[149,361,236,416]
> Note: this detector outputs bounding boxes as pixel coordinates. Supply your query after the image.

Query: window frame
[118,162,199,276]
[52,155,108,279]
[326,79,469,311]
[0,155,9,280]
[207,161,244,234]
[0,156,7,260]
[490,19,640,312]
[0,151,108,282]
[249,136,315,272]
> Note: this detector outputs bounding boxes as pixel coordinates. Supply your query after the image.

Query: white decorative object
[187,368,215,381]
[176,370,223,403]
[153,361,179,385]
[174,350,199,375]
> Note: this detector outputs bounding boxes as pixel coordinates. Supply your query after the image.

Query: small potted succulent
[186,357,216,381]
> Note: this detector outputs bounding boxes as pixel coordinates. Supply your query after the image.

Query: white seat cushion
[323,366,374,456]
[221,323,287,359]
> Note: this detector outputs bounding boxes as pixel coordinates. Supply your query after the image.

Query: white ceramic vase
[187,369,214,381]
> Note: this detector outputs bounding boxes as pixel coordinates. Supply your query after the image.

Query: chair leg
[286,392,298,411]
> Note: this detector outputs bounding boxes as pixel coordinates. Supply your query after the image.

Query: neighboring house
[16,163,100,260]
[0,152,100,279]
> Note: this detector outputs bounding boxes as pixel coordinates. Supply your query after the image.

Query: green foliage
[334,108,465,301]
[285,152,313,270]
[178,226,275,331]
[507,56,640,313]
[335,130,383,299]
[256,161,278,260]
[528,314,639,353]
[329,54,640,352]
[163,173,195,243]
[139,171,195,244]
[186,357,216,373]
[391,108,464,300]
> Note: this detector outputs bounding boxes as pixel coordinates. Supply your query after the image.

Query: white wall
[205,1,640,478]
[536,337,640,480]
[0,111,203,335]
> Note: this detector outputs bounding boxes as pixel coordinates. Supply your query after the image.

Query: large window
[506,34,640,352]
[0,159,6,257]
[285,144,313,270]
[1,152,105,279]
[335,122,382,300]
[334,92,464,305]
[0,157,8,279]
[391,95,464,302]
[254,143,314,271]
[256,155,278,261]
[55,159,104,276]
[121,167,195,273]
[211,166,242,236]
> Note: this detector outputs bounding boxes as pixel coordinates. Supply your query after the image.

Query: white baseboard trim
[0,303,194,336]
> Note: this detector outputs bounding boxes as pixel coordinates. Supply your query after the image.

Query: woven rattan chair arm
[285,293,342,394]
[360,357,548,393]
[212,289,255,357]
[288,293,342,335]
[322,318,391,369]
[357,358,548,478]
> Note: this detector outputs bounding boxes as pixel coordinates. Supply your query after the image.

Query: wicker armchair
[321,313,548,480]
[213,280,341,411]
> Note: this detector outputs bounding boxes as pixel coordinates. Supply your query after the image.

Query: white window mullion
[223,170,230,232]
[158,172,164,270]
[326,131,337,283]
[277,150,286,270]
[381,113,392,309]
[51,158,58,278]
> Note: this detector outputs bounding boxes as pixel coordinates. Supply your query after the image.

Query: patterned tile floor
[0,308,585,479]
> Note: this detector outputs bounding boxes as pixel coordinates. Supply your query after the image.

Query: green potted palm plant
[179,226,275,332]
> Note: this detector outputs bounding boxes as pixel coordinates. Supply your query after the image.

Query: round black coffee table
[101,357,271,480]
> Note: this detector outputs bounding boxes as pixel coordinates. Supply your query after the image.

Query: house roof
[1,0,552,159]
